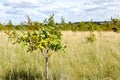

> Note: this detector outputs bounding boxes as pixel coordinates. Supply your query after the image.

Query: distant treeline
[0,16,120,32]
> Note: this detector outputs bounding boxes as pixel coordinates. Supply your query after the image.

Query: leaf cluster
[8,15,64,52]
[86,32,96,42]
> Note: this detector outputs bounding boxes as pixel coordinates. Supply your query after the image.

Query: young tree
[26,15,34,30]
[86,21,96,42]
[61,16,65,25]
[6,20,14,30]
[7,14,64,80]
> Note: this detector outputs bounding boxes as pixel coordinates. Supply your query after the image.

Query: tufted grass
[0,31,120,80]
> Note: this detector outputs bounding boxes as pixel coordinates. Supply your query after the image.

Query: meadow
[0,31,120,80]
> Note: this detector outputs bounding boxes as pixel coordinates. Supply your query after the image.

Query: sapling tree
[86,21,96,42]
[6,14,64,80]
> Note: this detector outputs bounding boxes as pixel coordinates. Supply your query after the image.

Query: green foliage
[9,15,64,53]
[78,21,85,31]
[88,21,94,31]
[7,14,64,80]
[86,32,96,42]
[110,18,120,32]
[0,23,5,30]
[1,15,120,32]
[33,21,42,30]
[6,20,13,27]
[86,22,96,42]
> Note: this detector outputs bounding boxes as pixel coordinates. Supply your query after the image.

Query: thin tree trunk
[45,56,48,80]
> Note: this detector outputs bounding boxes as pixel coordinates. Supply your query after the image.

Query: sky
[0,0,120,24]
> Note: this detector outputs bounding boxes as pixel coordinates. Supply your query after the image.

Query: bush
[86,32,96,42]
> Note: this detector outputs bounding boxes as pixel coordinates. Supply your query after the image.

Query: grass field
[0,31,120,80]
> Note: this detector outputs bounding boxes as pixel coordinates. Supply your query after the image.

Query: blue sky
[0,0,120,24]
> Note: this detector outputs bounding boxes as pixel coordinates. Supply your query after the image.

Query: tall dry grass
[0,31,120,80]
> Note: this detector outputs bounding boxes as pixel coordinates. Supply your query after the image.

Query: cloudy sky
[0,0,120,24]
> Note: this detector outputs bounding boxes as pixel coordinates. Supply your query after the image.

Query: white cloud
[8,0,40,4]
[70,8,81,14]
[0,0,120,24]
